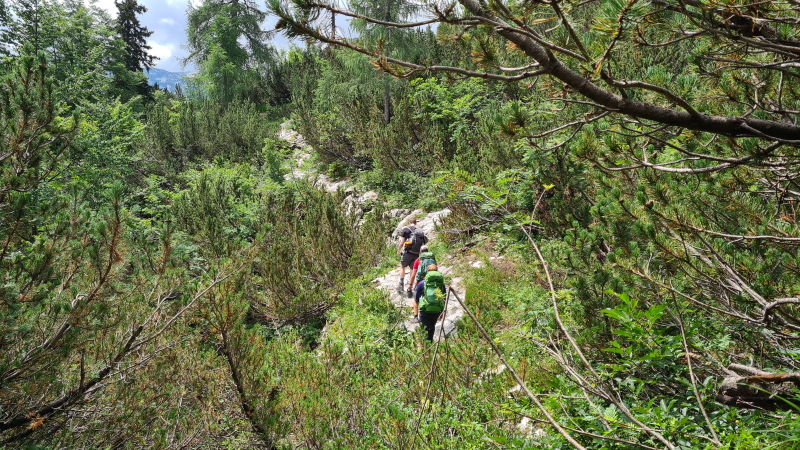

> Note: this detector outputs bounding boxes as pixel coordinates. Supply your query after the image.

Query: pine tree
[114,0,156,72]
[0,0,11,56]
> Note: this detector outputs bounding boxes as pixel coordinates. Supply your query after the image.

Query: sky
[93,0,196,73]
[92,0,298,74]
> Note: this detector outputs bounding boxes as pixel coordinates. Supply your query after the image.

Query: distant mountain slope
[146,68,187,92]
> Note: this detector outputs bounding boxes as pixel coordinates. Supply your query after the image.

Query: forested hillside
[2,0,800,448]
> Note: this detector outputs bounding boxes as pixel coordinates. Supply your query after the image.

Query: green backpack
[420,271,446,313]
[416,252,437,282]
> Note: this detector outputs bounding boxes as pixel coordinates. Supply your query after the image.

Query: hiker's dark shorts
[401,251,418,268]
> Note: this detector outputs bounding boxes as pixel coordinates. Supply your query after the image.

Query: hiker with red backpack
[397,218,427,297]
[415,263,447,341]
[409,246,436,321]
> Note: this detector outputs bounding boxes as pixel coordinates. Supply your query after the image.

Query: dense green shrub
[248,184,389,323]
[139,98,285,179]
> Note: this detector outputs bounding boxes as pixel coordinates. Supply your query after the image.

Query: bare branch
[761,298,800,323]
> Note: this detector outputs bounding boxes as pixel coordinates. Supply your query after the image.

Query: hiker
[397,218,427,296]
[409,245,436,321]
[416,264,446,341]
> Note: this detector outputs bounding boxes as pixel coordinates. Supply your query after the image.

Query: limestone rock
[278,122,307,148]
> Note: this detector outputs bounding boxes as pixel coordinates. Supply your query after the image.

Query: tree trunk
[382,0,393,124]
[383,80,391,125]
[716,365,800,410]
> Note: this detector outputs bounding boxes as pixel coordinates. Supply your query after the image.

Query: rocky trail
[279,123,348,193]
[278,123,466,340]
[372,209,466,339]
[278,123,536,436]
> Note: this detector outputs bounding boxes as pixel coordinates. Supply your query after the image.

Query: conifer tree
[0,49,238,446]
[0,0,11,56]
[7,0,53,54]
[270,0,800,140]
[186,0,273,66]
[350,0,418,124]
[113,0,156,101]
[114,0,156,72]
[0,48,76,253]
[184,0,276,103]
[5,0,137,104]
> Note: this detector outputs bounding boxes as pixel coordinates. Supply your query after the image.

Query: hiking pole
[435,287,450,341]
[410,286,450,450]
[448,288,587,450]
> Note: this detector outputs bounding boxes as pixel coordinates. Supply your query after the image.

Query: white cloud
[92,0,117,16]
[149,42,173,60]
[159,18,175,25]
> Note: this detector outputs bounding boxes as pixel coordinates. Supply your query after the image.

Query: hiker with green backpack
[409,246,436,321]
[414,264,447,341]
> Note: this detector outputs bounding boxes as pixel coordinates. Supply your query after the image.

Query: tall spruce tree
[114,0,156,101]
[114,0,156,72]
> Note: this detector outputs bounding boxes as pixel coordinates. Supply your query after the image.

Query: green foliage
[238,270,530,449]
[0,46,265,449]
[5,0,155,105]
[290,48,522,200]
[411,77,495,154]
[114,0,157,101]
[66,97,145,199]
[184,0,276,104]
[139,98,287,178]
[6,0,800,446]
[0,177,236,446]
[248,184,388,323]
[0,49,78,290]
[172,164,261,257]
